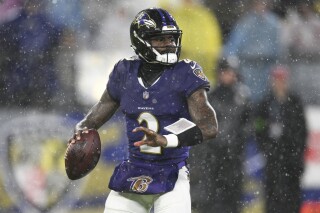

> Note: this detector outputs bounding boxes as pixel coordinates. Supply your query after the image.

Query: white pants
[104,166,191,213]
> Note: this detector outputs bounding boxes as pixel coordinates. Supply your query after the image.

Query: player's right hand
[68,127,89,144]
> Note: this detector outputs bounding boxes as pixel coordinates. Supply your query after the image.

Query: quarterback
[70,8,218,213]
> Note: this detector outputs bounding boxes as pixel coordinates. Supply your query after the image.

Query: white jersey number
[137,112,162,154]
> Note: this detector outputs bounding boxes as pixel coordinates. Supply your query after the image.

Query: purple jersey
[107,57,209,165]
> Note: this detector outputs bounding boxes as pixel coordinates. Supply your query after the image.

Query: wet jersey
[107,57,209,165]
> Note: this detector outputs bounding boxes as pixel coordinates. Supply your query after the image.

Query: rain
[0,0,319,212]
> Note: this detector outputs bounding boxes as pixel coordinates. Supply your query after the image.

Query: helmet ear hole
[130,8,182,65]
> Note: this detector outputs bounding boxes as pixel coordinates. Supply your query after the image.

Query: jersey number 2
[137,112,161,155]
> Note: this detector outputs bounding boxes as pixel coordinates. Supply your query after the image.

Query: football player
[70,8,218,213]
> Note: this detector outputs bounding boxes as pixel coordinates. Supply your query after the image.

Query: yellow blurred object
[99,123,123,146]
[0,175,14,208]
[161,0,222,86]
[81,163,115,196]
[314,0,320,13]
[41,139,66,173]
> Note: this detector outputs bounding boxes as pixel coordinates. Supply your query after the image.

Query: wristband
[177,125,203,147]
[163,134,179,148]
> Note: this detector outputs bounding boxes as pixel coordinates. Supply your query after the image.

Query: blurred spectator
[190,57,252,213]
[92,1,155,54]
[202,0,246,40]
[0,0,62,108]
[282,0,320,59]
[162,0,222,86]
[42,1,85,110]
[254,65,307,213]
[272,0,300,18]
[281,0,320,105]
[223,0,282,103]
[0,0,22,103]
[52,28,79,110]
[44,0,86,45]
[0,0,23,25]
[81,0,116,46]
[45,0,85,35]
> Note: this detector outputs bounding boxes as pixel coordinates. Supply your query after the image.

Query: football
[65,129,101,180]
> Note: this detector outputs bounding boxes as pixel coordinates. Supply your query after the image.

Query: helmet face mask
[130,8,182,65]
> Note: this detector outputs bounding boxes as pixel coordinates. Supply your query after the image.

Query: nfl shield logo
[143,91,149,100]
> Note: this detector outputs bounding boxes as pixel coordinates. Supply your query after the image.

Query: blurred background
[0,0,320,212]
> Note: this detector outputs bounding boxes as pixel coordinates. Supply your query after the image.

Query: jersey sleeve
[107,60,124,102]
[179,60,210,97]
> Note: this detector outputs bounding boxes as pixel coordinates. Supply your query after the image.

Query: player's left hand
[133,126,167,147]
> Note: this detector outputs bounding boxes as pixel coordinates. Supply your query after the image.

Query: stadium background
[0,0,320,212]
